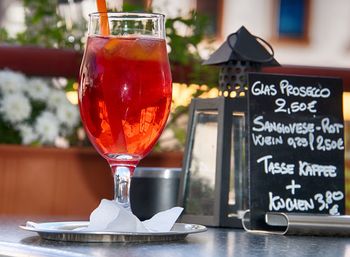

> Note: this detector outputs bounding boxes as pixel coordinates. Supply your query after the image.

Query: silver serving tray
[20,222,207,242]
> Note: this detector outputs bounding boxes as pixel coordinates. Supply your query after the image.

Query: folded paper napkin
[25,199,183,233]
[84,199,183,233]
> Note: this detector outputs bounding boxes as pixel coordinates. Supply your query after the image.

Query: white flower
[26,78,51,101]
[16,124,38,145]
[0,70,26,95]
[47,90,69,110]
[35,111,59,143]
[0,93,31,124]
[0,69,82,147]
[77,127,86,141]
[56,104,80,128]
[54,136,69,148]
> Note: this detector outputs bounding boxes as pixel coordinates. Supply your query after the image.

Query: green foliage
[1,0,85,50]
[166,11,205,64]
[120,3,147,12]
[165,11,218,87]
[0,118,21,144]
[0,28,11,43]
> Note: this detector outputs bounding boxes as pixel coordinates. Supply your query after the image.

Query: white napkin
[85,199,183,233]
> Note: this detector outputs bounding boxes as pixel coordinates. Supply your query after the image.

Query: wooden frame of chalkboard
[247,72,344,231]
[178,96,248,227]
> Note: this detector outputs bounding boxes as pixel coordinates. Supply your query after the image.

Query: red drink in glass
[79,36,172,164]
[79,12,171,209]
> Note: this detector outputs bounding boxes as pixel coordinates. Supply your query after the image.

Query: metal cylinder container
[130,167,182,220]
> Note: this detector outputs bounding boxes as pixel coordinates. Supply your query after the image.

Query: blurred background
[0,0,349,217]
[2,0,350,66]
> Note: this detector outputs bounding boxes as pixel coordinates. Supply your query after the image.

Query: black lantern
[178,26,280,227]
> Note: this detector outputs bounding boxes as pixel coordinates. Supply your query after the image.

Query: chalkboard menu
[248,73,344,231]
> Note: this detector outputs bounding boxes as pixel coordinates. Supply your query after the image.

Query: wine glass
[78,12,172,210]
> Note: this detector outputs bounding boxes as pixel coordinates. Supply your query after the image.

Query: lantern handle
[227,33,275,63]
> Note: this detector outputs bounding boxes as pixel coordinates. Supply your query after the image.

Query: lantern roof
[203,26,280,66]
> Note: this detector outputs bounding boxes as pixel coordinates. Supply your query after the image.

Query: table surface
[0,216,350,257]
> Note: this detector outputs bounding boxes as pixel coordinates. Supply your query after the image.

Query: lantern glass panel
[228,112,248,217]
[185,110,218,216]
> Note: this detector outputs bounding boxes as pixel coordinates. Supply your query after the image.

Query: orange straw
[97,0,110,36]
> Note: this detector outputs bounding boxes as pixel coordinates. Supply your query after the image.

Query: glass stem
[111,165,134,210]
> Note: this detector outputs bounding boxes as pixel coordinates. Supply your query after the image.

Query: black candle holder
[179,26,280,227]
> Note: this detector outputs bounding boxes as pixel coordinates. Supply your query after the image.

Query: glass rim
[89,11,165,19]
